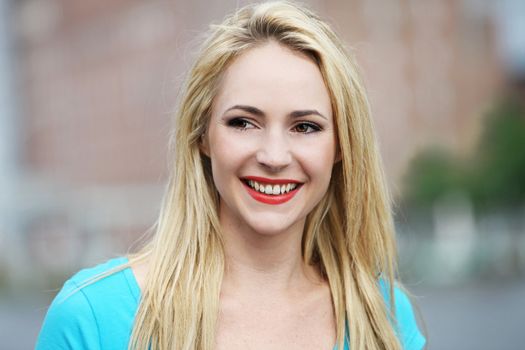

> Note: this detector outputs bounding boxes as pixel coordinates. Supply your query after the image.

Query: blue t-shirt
[36,257,425,349]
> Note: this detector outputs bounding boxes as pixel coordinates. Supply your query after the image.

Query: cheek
[209,138,233,185]
[208,131,253,188]
[301,138,337,180]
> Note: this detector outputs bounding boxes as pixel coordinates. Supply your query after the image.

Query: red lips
[242,176,301,205]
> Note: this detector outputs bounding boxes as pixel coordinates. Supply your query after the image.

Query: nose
[255,129,292,172]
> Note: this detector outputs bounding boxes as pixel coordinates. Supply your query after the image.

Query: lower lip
[243,182,300,205]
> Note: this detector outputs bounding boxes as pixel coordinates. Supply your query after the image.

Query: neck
[219,210,321,296]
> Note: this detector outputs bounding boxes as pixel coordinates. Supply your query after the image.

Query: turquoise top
[36,257,425,349]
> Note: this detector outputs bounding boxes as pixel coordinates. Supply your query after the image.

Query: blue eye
[293,122,321,134]
[227,118,255,130]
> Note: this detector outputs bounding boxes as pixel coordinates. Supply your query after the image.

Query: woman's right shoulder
[35,257,140,350]
[68,256,130,284]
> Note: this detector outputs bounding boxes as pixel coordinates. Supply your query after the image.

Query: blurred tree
[403,148,465,206]
[469,95,525,211]
[403,93,525,213]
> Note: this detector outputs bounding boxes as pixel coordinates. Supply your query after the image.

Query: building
[0,0,503,284]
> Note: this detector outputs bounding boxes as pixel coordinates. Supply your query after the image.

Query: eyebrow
[224,104,327,120]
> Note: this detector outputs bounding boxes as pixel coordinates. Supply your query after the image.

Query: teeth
[246,180,299,195]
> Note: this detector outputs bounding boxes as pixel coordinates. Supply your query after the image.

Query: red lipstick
[243,176,301,185]
[241,176,301,205]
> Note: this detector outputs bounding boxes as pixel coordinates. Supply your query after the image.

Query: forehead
[213,41,332,117]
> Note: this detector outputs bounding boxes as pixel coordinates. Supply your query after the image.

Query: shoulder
[67,257,140,302]
[392,286,426,349]
[379,280,426,350]
[69,256,130,284]
[36,257,140,350]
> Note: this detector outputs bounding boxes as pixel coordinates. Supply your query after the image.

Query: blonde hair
[128,1,400,349]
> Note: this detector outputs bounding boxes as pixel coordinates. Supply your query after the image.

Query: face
[201,41,338,236]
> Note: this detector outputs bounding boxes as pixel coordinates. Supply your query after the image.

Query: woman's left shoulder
[379,280,426,350]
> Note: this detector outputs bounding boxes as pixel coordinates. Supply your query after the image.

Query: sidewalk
[413,279,525,350]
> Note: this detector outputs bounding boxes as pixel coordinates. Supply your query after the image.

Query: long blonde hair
[128,2,400,349]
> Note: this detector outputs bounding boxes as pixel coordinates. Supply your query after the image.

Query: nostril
[255,150,292,171]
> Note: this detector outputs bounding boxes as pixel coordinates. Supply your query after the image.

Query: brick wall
[4,0,503,281]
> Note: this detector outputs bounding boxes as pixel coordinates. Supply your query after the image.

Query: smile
[241,176,302,205]
[246,179,298,195]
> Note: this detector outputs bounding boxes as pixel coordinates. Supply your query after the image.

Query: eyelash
[227,117,255,130]
[227,118,322,134]
[292,122,322,134]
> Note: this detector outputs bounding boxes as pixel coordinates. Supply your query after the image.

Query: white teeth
[246,180,299,196]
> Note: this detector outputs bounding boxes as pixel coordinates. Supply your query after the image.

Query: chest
[215,294,336,350]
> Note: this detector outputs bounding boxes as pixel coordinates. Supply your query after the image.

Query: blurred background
[0,0,524,349]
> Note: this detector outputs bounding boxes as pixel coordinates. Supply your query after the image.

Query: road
[413,279,525,350]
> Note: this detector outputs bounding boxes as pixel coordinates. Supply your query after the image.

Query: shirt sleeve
[35,279,101,350]
[393,287,426,350]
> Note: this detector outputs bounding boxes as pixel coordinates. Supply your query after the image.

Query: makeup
[242,176,301,205]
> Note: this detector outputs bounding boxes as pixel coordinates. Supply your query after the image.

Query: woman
[37,2,425,349]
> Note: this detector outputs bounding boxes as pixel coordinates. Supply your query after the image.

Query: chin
[249,224,291,236]
[243,214,304,237]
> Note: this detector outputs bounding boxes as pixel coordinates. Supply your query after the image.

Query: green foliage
[403,95,525,212]
[404,148,465,206]
[469,98,525,209]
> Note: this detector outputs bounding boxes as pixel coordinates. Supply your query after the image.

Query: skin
[134,41,339,349]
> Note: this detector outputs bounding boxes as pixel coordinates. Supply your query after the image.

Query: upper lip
[242,176,302,185]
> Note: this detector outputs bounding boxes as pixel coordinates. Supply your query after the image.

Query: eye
[292,122,321,134]
[227,117,256,130]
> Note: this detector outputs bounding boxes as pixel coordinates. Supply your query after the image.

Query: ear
[199,131,210,157]
[333,144,342,164]
[334,149,342,163]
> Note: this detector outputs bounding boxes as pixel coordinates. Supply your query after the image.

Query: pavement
[413,279,525,350]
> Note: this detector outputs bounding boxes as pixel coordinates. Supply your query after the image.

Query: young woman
[37,2,425,349]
